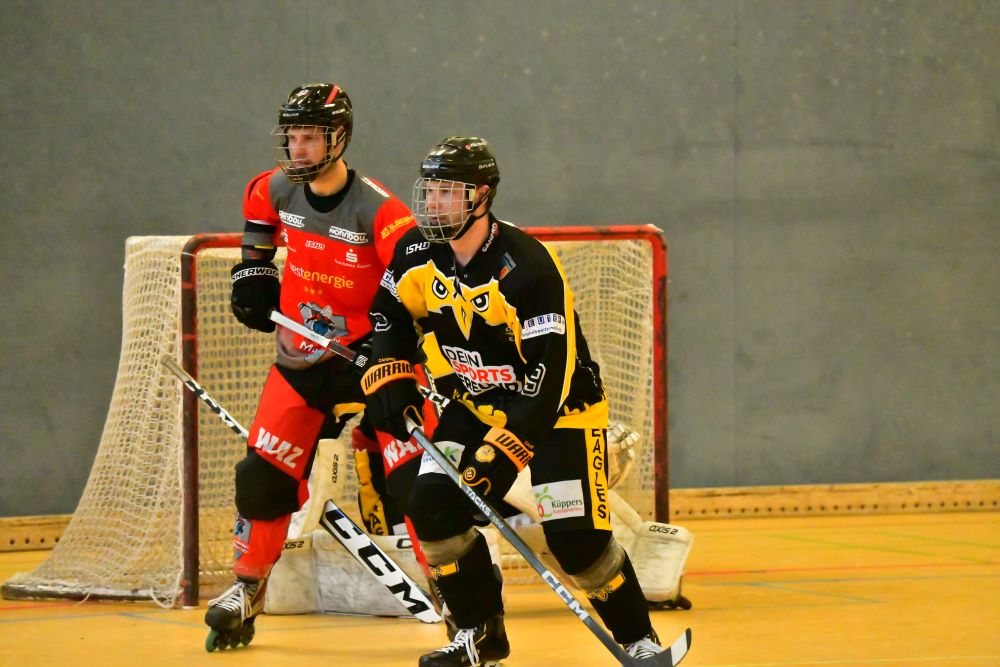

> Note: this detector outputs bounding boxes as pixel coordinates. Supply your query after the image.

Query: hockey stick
[267,313,452,617]
[270,310,367,368]
[318,500,443,623]
[264,314,693,655]
[159,354,442,624]
[405,419,691,667]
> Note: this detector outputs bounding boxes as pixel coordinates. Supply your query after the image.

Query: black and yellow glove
[361,359,423,441]
[461,427,533,504]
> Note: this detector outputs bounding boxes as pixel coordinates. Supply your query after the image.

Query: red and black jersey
[242,167,415,353]
[369,217,607,446]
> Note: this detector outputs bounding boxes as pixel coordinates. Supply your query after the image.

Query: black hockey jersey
[370,218,608,446]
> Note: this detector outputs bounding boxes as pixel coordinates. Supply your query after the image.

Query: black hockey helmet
[273,83,353,183]
[412,137,500,243]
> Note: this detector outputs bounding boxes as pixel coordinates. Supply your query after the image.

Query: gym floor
[0,511,996,666]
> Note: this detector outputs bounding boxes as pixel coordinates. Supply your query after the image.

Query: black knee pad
[235,450,300,520]
[545,528,613,575]
[408,473,475,541]
[385,455,420,519]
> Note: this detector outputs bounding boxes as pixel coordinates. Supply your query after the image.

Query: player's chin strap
[404,417,692,667]
[160,354,442,624]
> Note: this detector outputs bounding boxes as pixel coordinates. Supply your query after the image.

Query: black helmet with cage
[272,83,353,183]
[412,136,500,243]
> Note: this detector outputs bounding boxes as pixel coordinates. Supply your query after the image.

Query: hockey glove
[348,335,373,378]
[361,359,423,441]
[461,427,533,504]
[230,260,280,332]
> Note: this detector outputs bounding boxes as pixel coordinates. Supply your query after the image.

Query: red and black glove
[230,260,280,332]
[461,427,533,504]
[361,359,423,441]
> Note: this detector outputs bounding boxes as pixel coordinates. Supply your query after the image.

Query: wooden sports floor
[1,511,996,666]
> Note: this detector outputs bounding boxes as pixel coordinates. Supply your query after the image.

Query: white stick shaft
[159,355,439,624]
[269,310,368,368]
[161,355,248,438]
[320,500,442,624]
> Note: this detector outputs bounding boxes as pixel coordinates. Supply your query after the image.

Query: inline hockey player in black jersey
[362,137,667,666]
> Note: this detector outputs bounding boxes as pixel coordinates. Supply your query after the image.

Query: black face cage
[271,125,344,184]
[412,178,481,243]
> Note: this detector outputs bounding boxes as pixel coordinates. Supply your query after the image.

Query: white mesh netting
[2,229,663,606]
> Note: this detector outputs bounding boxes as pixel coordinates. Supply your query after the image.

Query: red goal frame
[177,225,668,607]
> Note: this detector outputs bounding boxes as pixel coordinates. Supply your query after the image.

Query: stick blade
[635,627,692,666]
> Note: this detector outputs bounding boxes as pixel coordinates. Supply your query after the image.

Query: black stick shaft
[405,419,635,665]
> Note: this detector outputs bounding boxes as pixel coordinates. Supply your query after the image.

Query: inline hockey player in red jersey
[204,82,427,651]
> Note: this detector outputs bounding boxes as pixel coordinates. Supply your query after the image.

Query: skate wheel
[205,629,227,652]
[239,622,256,647]
[676,594,693,610]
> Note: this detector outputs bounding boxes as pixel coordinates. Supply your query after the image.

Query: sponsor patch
[418,442,465,476]
[234,515,251,560]
[253,427,305,470]
[379,268,398,299]
[381,215,414,239]
[279,210,305,228]
[382,437,422,471]
[522,313,566,339]
[498,253,516,280]
[361,175,390,198]
[328,226,369,244]
[440,345,517,388]
[481,222,498,252]
[287,262,355,289]
[533,480,586,521]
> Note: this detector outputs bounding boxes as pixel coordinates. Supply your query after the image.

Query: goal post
[2,226,668,609]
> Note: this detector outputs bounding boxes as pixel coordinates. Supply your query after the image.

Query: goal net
[2,226,667,608]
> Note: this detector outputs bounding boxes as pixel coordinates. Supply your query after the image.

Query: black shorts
[429,402,611,533]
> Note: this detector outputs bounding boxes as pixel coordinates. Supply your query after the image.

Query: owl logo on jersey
[425,266,506,339]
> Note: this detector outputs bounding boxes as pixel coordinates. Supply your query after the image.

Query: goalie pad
[265,526,503,618]
[287,437,348,538]
[626,520,693,604]
[266,531,425,616]
[610,490,692,605]
[504,489,692,606]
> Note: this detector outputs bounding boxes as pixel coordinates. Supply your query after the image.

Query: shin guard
[232,513,293,580]
[585,555,652,645]
[427,532,503,628]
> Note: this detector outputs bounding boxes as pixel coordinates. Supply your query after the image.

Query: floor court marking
[734,581,882,604]
[754,533,996,563]
[871,530,1000,550]
[700,572,998,587]
[689,515,998,534]
[688,559,997,577]
[700,656,1000,666]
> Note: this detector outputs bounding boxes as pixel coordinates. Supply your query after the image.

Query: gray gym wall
[1,1,997,516]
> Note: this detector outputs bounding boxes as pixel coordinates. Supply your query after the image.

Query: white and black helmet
[412,137,500,243]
